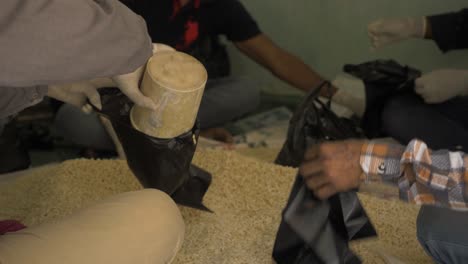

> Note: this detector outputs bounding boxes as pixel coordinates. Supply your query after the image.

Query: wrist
[347,140,366,188]
[358,141,370,184]
[460,70,468,95]
[409,17,426,38]
[423,17,433,39]
[90,78,115,88]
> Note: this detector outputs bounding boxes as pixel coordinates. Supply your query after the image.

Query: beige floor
[0,149,431,263]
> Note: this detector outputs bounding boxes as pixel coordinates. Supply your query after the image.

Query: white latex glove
[48,43,175,112]
[111,65,158,110]
[415,69,468,103]
[368,17,426,49]
[152,43,176,53]
[110,43,176,111]
[331,75,366,117]
[47,81,102,113]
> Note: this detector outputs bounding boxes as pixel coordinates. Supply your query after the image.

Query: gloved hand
[47,81,102,113]
[111,65,157,110]
[368,17,426,49]
[415,69,468,104]
[152,43,175,53]
[48,43,177,112]
[109,43,175,110]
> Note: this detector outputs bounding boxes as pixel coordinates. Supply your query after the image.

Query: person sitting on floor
[53,0,339,150]
[0,1,183,263]
[335,9,468,151]
[311,9,468,264]
[300,138,468,264]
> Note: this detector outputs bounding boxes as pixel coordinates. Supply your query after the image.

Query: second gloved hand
[111,65,158,111]
[47,81,102,113]
[111,43,175,111]
[49,43,175,112]
[368,17,426,49]
[415,69,468,104]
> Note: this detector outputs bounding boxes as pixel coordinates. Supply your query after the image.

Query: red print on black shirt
[172,0,200,50]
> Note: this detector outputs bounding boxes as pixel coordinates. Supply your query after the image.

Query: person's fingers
[304,145,320,161]
[367,20,382,35]
[414,78,426,96]
[374,38,386,49]
[121,87,158,110]
[414,87,431,103]
[211,128,234,143]
[367,32,378,49]
[152,43,176,53]
[221,130,234,144]
[299,159,323,178]
[414,86,424,95]
[83,86,102,110]
[368,20,401,50]
[367,23,380,49]
[63,92,87,108]
[304,173,329,190]
[114,66,158,110]
[81,104,94,114]
[414,77,424,88]
[422,93,438,104]
[315,184,338,200]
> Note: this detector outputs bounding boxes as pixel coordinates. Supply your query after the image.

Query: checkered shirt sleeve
[360,139,468,210]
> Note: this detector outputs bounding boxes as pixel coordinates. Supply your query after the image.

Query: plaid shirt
[360,139,468,210]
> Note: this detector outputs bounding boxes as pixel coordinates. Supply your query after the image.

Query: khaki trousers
[0,189,184,264]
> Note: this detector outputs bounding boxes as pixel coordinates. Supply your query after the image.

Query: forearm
[360,139,468,209]
[0,0,152,88]
[236,35,336,97]
[269,51,337,96]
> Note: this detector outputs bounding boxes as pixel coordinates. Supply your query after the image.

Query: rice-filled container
[131,51,207,138]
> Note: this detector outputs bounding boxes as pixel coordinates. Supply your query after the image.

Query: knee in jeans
[234,78,260,109]
[381,96,412,137]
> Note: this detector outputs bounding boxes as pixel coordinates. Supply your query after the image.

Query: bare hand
[199,127,234,144]
[299,140,365,200]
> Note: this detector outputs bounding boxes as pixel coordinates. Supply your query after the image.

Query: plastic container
[130,51,207,138]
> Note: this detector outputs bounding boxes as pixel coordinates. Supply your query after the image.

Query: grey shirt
[0,0,153,120]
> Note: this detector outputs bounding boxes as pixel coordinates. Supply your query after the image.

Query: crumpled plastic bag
[343,59,421,138]
[273,82,376,264]
[93,88,211,211]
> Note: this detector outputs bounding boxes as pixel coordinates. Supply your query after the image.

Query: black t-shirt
[122,0,261,51]
[121,0,261,78]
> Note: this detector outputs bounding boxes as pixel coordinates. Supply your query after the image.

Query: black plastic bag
[276,83,363,167]
[273,81,376,264]
[343,59,421,138]
[274,177,364,264]
[94,89,211,211]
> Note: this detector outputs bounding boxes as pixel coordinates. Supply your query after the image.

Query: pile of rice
[0,149,430,263]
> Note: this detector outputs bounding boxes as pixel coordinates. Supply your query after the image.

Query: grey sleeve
[0,86,48,120]
[0,0,153,88]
